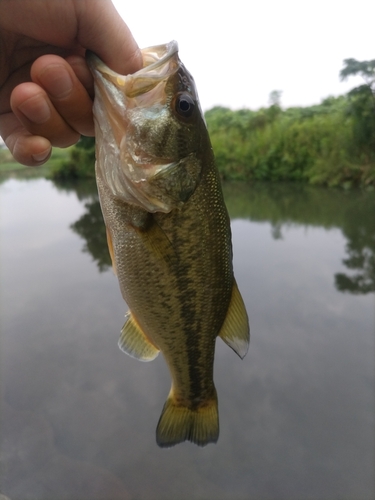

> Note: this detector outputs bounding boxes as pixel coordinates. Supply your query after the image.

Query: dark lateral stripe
[175,263,215,408]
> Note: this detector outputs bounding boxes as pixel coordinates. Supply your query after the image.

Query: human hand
[0,0,142,166]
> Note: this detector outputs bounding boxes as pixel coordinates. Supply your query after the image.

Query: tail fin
[156,390,219,448]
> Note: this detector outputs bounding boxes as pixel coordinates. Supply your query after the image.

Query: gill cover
[87,41,204,213]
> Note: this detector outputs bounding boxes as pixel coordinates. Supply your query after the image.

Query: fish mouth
[87,41,180,99]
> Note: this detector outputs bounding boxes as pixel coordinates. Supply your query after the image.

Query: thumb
[75,0,143,75]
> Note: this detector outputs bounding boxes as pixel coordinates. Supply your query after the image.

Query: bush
[50,136,95,180]
[205,94,375,187]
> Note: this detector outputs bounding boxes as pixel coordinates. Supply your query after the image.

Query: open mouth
[87,41,180,98]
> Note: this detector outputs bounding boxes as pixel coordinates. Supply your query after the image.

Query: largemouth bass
[87,41,249,447]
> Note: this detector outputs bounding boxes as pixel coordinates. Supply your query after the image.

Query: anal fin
[119,312,159,362]
[219,280,250,359]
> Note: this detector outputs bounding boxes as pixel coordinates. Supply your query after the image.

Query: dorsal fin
[119,312,159,362]
[218,280,250,359]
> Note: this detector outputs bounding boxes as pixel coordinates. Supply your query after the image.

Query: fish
[87,41,249,448]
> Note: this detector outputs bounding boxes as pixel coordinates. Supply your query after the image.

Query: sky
[113,0,375,111]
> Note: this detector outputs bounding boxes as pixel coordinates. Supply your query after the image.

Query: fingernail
[39,65,73,99]
[18,95,51,124]
[32,148,51,163]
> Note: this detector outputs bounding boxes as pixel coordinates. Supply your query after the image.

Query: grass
[0,146,73,172]
[0,146,74,182]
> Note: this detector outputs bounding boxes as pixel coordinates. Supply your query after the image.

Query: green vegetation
[0,146,25,171]
[0,145,73,171]
[49,136,95,180]
[0,146,72,183]
[24,58,375,188]
[206,58,375,187]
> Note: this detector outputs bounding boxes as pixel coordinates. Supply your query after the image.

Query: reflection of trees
[223,182,375,295]
[70,197,111,272]
[335,215,375,294]
[48,177,375,294]
[52,178,98,201]
[52,178,111,272]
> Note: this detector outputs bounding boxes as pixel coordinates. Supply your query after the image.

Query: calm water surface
[1,172,374,500]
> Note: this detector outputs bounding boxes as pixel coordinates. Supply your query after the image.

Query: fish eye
[175,93,195,118]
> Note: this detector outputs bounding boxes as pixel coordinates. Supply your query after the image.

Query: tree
[339,58,375,155]
[50,136,96,180]
[268,90,282,107]
[340,58,375,90]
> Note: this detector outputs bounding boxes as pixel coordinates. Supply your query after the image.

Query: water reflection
[61,178,375,295]
[1,175,374,500]
[70,197,111,272]
[335,216,375,294]
[225,183,375,294]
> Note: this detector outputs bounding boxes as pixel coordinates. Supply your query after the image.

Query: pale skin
[0,0,142,166]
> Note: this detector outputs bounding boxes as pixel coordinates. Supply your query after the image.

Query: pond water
[0,172,374,500]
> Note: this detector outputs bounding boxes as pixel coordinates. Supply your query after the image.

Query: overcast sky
[113,0,374,111]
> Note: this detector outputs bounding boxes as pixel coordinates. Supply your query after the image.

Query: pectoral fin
[119,312,159,361]
[135,217,177,267]
[219,281,250,359]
